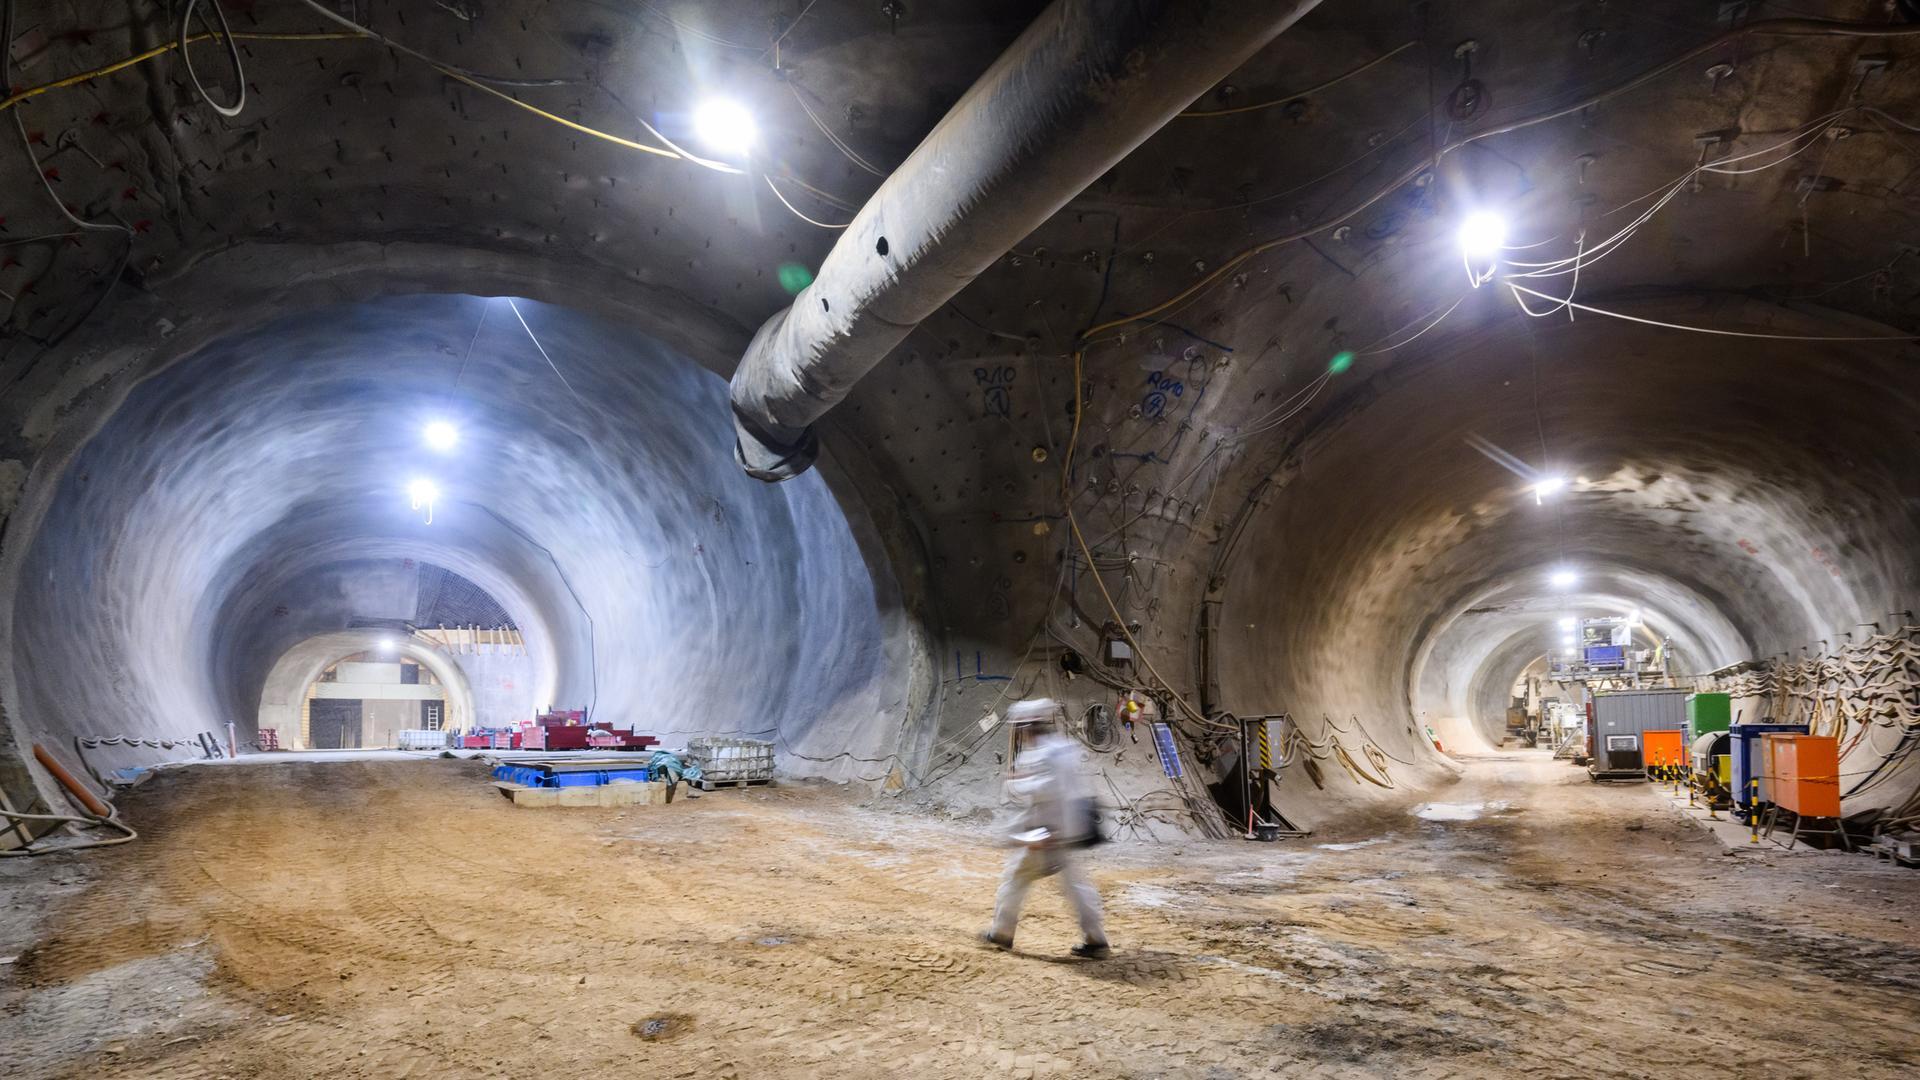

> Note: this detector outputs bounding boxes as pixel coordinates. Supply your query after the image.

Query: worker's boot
[977,930,1012,950]
[1069,941,1111,960]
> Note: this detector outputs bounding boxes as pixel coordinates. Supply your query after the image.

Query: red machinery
[521,724,588,751]
[518,710,656,752]
[461,730,522,750]
[587,725,659,750]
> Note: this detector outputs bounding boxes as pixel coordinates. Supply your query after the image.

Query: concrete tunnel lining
[0,0,1904,834]
[3,291,925,795]
[1214,296,1920,817]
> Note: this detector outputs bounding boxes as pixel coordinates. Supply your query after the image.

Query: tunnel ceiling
[4,1,1920,817]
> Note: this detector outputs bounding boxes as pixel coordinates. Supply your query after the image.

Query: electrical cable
[1061,350,1235,735]
[0,29,361,113]
[0,231,83,248]
[786,78,885,176]
[764,174,851,229]
[4,5,855,232]
[634,0,764,52]
[1357,294,1468,355]
[1081,16,1920,343]
[761,0,822,64]
[1495,114,1845,287]
[72,734,204,795]
[1502,282,1920,340]
[179,0,245,118]
[0,806,137,856]
[0,738,138,856]
[505,298,582,401]
[287,0,578,86]
[279,0,677,158]
[4,0,134,348]
[1179,41,1419,118]
[631,113,745,174]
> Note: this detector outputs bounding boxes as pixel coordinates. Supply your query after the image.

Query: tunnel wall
[2,293,920,796]
[1216,298,1920,816]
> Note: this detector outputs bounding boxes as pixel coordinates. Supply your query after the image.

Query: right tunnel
[1215,293,1920,816]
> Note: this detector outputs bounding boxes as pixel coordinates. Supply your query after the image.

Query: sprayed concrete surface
[3,752,1916,1080]
[5,295,912,791]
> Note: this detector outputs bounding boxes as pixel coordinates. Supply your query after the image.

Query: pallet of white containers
[684,737,775,785]
[397,729,453,751]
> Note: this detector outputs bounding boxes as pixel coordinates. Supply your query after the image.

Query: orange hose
[32,744,110,819]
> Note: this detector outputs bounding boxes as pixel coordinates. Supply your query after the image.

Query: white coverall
[989,732,1107,945]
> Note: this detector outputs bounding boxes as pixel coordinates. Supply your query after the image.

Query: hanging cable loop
[180,0,246,118]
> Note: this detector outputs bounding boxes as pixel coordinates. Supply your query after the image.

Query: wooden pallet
[694,777,772,791]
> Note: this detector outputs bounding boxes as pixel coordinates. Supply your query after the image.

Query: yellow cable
[2,24,871,221]
[0,27,680,160]
[0,32,361,113]
[431,66,678,158]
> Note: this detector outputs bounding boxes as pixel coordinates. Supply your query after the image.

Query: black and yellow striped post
[1748,778,1760,844]
[1256,721,1272,774]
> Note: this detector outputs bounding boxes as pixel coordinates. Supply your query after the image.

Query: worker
[980,698,1111,959]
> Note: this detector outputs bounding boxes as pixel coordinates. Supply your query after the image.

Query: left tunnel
[2,293,916,801]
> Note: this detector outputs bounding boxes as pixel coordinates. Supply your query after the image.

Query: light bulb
[1458,211,1508,257]
[424,420,459,451]
[693,98,756,157]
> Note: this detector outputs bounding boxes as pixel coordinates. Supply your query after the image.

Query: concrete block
[496,779,668,808]
[493,781,558,807]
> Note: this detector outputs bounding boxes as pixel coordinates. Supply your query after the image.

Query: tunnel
[3,293,918,788]
[2,2,1918,1077]
[1218,297,1920,814]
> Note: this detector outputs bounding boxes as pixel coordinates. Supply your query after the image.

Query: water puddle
[1316,838,1387,852]
[1411,801,1512,822]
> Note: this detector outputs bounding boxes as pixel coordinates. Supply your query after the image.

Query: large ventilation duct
[728,0,1323,481]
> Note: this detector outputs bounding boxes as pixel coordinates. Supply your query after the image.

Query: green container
[1686,692,1732,741]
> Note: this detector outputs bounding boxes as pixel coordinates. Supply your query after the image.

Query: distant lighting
[1548,568,1579,589]
[1532,476,1567,503]
[1457,211,1508,258]
[377,637,396,655]
[1560,635,1575,646]
[1626,609,1642,626]
[423,420,459,452]
[1557,616,1576,631]
[1327,350,1356,375]
[407,478,439,525]
[693,98,756,157]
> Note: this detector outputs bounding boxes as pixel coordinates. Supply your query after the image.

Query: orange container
[1764,733,1840,818]
[1642,730,1686,775]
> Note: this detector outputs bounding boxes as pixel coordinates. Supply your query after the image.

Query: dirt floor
[3,750,1918,1079]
